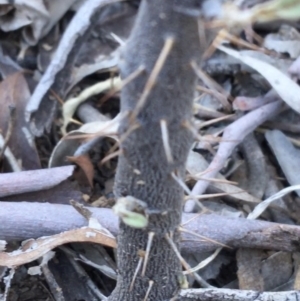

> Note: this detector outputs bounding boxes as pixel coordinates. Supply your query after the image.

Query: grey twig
[185,100,284,212]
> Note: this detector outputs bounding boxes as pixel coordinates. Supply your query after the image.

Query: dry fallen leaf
[62,76,121,134]
[0,227,116,267]
[49,113,121,168]
[0,72,40,171]
[218,46,300,114]
[266,130,300,196]
[67,155,95,187]
[25,0,122,136]
[248,184,300,220]
[0,0,78,45]
[186,150,260,205]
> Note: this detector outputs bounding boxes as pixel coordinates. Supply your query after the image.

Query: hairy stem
[109,1,199,300]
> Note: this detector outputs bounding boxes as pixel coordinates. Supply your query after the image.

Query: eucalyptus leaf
[218,46,300,114]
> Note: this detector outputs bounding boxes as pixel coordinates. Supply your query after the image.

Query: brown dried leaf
[0,227,116,267]
[67,155,94,188]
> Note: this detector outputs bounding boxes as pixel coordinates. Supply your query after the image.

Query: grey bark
[179,288,300,301]
[108,1,199,300]
[2,202,300,254]
[0,166,75,197]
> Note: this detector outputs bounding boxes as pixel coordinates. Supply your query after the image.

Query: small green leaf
[122,212,148,229]
[254,0,300,22]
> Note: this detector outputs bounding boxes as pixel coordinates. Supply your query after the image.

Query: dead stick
[185,100,284,212]
[0,166,75,197]
[1,202,300,254]
[179,288,300,301]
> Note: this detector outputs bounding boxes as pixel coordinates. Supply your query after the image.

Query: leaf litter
[1,0,300,300]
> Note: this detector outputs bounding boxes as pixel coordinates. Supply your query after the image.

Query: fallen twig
[185,100,284,212]
[179,288,300,301]
[0,166,74,197]
[1,202,300,254]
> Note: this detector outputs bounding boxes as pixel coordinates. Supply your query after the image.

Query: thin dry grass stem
[183,247,222,275]
[202,27,267,60]
[165,233,190,271]
[100,65,145,104]
[63,132,118,141]
[183,191,243,201]
[217,29,269,53]
[181,120,223,144]
[171,171,192,195]
[252,31,264,45]
[196,85,231,109]
[196,84,226,97]
[198,135,224,143]
[110,69,119,82]
[171,171,207,211]
[188,165,220,180]
[189,176,237,185]
[187,166,237,184]
[69,118,83,126]
[179,227,231,249]
[129,256,143,292]
[38,281,54,300]
[143,280,154,301]
[245,25,264,45]
[183,120,239,147]
[100,149,123,165]
[160,119,173,163]
[49,89,64,106]
[191,61,233,107]
[196,134,224,144]
[202,35,220,60]
[197,114,235,129]
[257,127,300,148]
[193,101,211,108]
[165,233,212,288]
[129,37,175,123]
[61,128,119,141]
[288,137,300,148]
[180,211,208,227]
[194,93,206,103]
[110,121,141,155]
[110,32,125,45]
[141,232,155,277]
